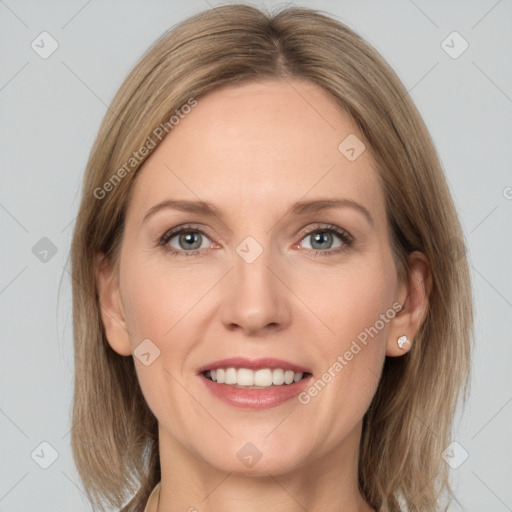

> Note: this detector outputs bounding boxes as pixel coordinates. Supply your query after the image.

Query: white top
[143,481,161,512]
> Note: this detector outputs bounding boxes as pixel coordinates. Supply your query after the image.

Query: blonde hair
[69,4,473,511]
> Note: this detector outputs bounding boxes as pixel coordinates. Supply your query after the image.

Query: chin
[209,452,306,478]
[192,432,310,477]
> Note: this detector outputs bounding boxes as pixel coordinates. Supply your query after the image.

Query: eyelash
[156,223,354,258]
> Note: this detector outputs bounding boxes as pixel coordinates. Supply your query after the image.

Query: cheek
[118,256,206,429]
[119,253,210,345]
[295,252,397,345]
[295,252,396,413]
[118,254,215,402]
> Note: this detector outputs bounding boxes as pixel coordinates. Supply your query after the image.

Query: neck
[155,420,374,512]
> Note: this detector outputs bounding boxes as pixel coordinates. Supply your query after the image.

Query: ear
[95,253,132,356]
[386,251,432,357]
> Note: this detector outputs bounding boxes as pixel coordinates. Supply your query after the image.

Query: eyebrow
[142,198,374,228]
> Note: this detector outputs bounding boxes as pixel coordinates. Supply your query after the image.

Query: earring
[397,335,411,349]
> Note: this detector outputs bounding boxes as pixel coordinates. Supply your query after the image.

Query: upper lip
[197,357,311,375]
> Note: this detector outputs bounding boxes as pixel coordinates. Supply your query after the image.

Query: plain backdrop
[1,0,511,510]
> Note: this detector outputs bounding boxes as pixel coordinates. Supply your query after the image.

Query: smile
[198,357,313,409]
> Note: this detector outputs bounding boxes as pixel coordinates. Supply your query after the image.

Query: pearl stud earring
[397,335,411,349]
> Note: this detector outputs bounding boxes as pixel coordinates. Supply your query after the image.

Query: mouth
[197,357,313,409]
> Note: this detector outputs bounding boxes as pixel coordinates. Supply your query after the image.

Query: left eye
[300,229,344,251]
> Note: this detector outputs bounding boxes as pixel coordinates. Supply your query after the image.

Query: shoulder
[143,481,161,512]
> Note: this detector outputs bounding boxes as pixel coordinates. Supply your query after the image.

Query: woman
[70,4,473,511]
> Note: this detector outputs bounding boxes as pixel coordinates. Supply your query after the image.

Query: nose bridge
[220,234,290,334]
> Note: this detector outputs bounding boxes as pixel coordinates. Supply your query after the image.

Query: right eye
[158,225,214,257]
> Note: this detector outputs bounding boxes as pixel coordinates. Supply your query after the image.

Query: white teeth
[254,369,272,386]
[205,367,307,387]
[293,372,303,383]
[237,368,254,386]
[272,369,285,385]
[225,368,237,385]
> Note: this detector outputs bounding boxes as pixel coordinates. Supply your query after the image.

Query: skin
[96,78,431,512]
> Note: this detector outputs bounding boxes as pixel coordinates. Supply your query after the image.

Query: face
[100,78,413,477]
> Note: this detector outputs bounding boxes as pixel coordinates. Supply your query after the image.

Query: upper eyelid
[297,223,352,239]
[161,224,212,241]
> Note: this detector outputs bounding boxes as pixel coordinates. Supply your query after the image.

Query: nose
[220,242,291,336]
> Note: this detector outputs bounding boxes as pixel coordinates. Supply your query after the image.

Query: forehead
[127,78,384,223]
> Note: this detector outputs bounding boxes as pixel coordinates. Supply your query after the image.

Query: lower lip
[200,373,312,409]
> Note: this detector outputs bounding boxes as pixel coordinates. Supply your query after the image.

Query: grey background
[1,0,511,510]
